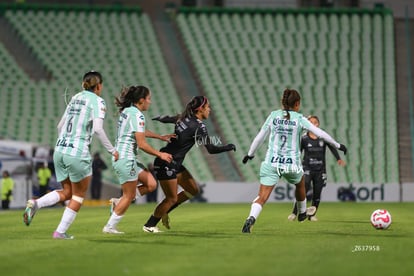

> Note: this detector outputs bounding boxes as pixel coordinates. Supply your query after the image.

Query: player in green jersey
[23,71,119,239]
[241,88,347,233]
[102,85,174,234]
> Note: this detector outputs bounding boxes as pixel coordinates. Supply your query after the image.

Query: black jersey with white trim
[155,115,231,167]
[301,133,341,172]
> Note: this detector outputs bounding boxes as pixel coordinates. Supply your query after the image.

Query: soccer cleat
[297,212,308,222]
[287,213,297,221]
[109,198,120,216]
[102,226,124,234]
[242,216,256,233]
[142,226,163,233]
[161,214,170,229]
[306,206,317,216]
[23,199,38,226]
[52,231,74,239]
[298,206,318,222]
[309,216,318,222]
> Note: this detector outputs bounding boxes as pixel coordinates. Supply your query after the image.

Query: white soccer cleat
[103,226,124,234]
[287,213,297,221]
[306,206,317,216]
[142,226,163,233]
[309,216,318,222]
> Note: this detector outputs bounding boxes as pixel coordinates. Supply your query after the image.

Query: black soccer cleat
[298,212,307,222]
[242,216,256,233]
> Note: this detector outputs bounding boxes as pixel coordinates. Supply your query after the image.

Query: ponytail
[179,96,208,121]
[115,85,150,113]
[82,71,103,92]
[281,88,301,120]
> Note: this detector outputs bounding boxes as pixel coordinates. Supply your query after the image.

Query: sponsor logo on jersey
[273,118,297,126]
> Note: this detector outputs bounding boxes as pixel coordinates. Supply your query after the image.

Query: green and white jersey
[115,106,146,160]
[261,110,312,169]
[55,90,107,158]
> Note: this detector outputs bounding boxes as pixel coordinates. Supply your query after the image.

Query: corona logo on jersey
[272,118,297,126]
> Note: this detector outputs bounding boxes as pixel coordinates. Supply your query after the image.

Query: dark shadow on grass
[87,231,235,245]
[161,231,233,239]
[88,238,188,246]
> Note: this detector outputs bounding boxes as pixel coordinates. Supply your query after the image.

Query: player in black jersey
[143,96,236,232]
[288,115,346,221]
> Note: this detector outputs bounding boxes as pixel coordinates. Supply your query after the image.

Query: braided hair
[82,71,103,92]
[179,96,208,121]
[115,85,151,113]
[281,88,301,120]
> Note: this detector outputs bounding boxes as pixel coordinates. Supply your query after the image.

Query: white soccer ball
[370,209,392,230]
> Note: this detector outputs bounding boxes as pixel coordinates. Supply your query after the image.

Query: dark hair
[82,71,103,92]
[179,96,208,120]
[281,88,301,120]
[115,85,151,113]
[307,115,320,124]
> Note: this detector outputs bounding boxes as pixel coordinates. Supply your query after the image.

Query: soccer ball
[370,209,392,230]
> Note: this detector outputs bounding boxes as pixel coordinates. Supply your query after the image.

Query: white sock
[36,190,60,208]
[106,212,123,228]
[248,202,262,219]
[56,207,77,233]
[297,199,307,214]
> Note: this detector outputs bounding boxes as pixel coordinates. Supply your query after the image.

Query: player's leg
[143,178,178,232]
[158,168,198,229]
[53,156,91,239]
[136,164,158,196]
[242,184,275,233]
[305,171,313,201]
[292,174,316,222]
[103,179,137,234]
[242,162,277,233]
[309,172,326,221]
[168,168,199,213]
[23,152,73,226]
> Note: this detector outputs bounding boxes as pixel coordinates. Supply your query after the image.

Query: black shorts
[153,158,186,180]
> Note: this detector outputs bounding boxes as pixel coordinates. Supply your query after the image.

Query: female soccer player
[142,95,236,233]
[102,85,174,234]
[241,88,347,233]
[23,71,119,239]
[287,115,346,221]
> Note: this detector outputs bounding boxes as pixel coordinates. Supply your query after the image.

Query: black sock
[292,204,298,215]
[144,215,161,227]
[167,203,180,214]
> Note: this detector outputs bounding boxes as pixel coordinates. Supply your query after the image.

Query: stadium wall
[128,182,414,204]
[196,182,413,203]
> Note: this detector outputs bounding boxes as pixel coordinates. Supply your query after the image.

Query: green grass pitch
[1,202,413,276]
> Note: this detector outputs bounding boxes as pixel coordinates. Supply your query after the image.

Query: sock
[292,200,298,215]
[144,215,161,227]
[106,212,123,228]
[36,190,60,208]
[297,199,307,214]
[56,207,77,233]
[167,203,180,214]
[248,202,262,219]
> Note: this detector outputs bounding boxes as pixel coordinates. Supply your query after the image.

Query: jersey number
[280,135,287,148]
[66,116,73,133]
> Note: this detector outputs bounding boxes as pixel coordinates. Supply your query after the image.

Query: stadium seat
[175,9,398,183]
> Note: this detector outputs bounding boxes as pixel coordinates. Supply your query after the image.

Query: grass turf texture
[0,202,413,276]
